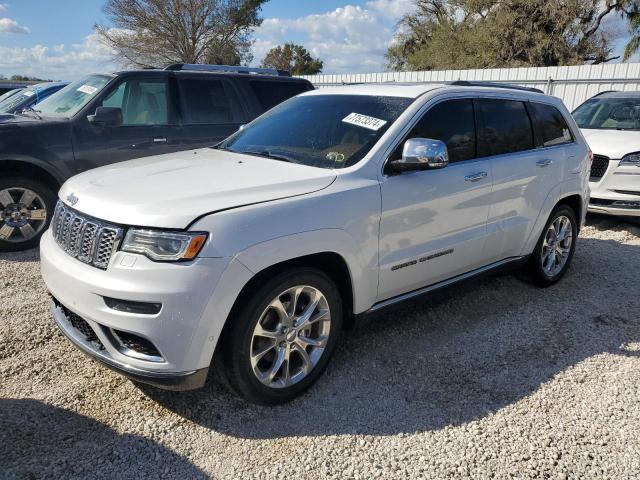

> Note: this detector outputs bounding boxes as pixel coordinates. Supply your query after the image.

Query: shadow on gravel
[143,235,640,439]
[585,214,640,236]
[0,399,207,479]
[0,248,40,262]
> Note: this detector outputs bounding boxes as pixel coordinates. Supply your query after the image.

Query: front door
[377,98,493,301]
[72,73,181,171]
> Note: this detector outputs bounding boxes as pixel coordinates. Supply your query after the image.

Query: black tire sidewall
[0,176,57,252]
[221,268,343,405]
[531,205,577,286]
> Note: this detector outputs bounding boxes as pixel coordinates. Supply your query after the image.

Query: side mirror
[88,107,122,127]
[389,138,449,173]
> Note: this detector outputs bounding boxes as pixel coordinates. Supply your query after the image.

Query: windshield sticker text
[342,112,387,131]
[77,85,98,95]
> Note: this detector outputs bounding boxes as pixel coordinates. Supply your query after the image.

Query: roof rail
[164,63,291,77]
[448,80,544,94]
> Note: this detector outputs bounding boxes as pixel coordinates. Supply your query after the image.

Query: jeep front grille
[51,201,123,270]
[590,155,609,181]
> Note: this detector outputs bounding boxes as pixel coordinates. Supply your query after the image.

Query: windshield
[0,88,22,104]
[36,75,112,118]
[573,97,640,130]
[0,88,37,113]
[217,94,414,169]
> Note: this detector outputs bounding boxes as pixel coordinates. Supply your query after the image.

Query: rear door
[246,79,313,116]
[72,72,180,170]
[176,74,248,149]
[480,98,565,261]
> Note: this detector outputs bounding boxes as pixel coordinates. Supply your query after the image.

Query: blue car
[0,82,68,114]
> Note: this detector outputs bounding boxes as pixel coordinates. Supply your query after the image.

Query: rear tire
[0,176,56,252]
[219,268,343,405]
[526,205,577,287]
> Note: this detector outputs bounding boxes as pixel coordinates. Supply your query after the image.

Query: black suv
[0,64,313,251]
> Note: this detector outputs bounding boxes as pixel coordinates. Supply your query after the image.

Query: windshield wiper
[241,149,299,164]
[21,106,42,119]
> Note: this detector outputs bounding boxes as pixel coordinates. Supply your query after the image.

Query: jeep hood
[59,148,336,228]
[581,128,640,159]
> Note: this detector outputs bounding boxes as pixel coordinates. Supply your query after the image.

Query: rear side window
[477,99,534,156]
[407,99,476,162]
[249,80,310,111]
[178,78,244,124]
[529,102,573,147]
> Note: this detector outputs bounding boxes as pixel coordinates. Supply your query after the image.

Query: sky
[0,0,631,81]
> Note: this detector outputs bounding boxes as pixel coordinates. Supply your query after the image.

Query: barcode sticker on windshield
[342,112,387,131]
[23,91,35,97]
[77,85,97,95]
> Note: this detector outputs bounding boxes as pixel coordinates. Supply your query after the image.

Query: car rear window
[529,102,573,147]
[477,99,534,156]
[178,78,245,124]
[249,80,311,112]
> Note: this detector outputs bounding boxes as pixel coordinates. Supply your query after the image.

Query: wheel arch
[0,159,62,192]
[228,252,356,333]
[555,194,583,232]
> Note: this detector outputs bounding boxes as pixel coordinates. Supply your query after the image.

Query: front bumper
[589,159,640,217]
[51,300,208,390]
[40,228,248,387]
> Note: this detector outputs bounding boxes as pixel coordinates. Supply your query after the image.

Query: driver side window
[404,98,477,162]
[100,78,169,126]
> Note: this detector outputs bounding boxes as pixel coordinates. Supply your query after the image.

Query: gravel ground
[1,215,640,479]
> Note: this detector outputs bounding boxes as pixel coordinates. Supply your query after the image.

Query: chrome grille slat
[51,201,123,270]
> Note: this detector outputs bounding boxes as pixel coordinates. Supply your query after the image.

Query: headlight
[620,152,640,166]
[122,229,207,261]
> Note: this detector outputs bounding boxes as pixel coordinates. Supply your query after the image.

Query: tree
[95,0,267,68]
[260,43,323,75]
[387,0,640,70]
[623,4,640,60]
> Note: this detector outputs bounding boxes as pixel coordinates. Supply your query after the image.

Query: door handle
[536,158,553,167]
[153,137,168,143]
[464,172,488,182]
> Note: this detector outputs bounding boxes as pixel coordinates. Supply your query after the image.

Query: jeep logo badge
[66,193,79,206]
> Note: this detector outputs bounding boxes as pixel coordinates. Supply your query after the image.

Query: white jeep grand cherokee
[41,82,590,404]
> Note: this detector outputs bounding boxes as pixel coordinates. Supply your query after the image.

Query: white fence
[299,63,640,110]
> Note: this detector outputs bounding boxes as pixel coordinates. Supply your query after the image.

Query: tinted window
[477,99,533,156]
[178,78,244,124]
[529,102,573,147]
[407,99,476,162]
[249,80,310,111]
[101,78,169,126]
[573,97,640,130]
[218,95,413,169]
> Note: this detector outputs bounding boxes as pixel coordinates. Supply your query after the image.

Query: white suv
[573,91,640,217]
[41,82,590,404]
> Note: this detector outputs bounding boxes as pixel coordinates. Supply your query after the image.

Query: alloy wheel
[541,215,573,277]
[0,187,47,243]
[250,285,331,389]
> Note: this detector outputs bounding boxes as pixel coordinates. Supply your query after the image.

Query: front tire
[0,176,56,252]
[219,268,343,405]
[527,205,577,287]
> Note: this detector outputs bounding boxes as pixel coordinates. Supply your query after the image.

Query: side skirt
[362,255,528,316]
